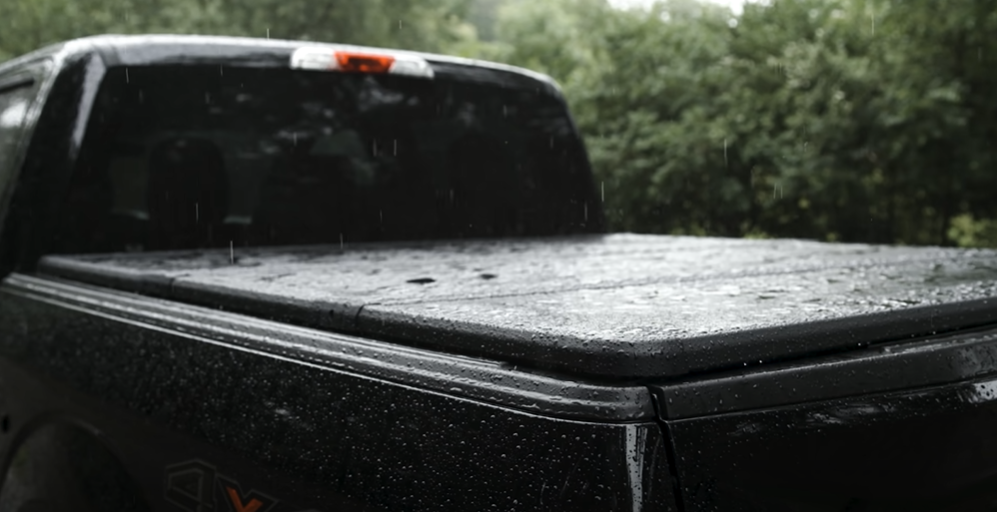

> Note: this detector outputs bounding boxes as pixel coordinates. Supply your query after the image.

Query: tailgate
[653,326,997,511]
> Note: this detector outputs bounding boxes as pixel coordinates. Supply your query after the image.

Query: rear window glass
[50,64,601,254]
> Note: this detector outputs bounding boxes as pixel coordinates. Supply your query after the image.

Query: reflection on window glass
[0,98,28,128]
[0,81,36,206]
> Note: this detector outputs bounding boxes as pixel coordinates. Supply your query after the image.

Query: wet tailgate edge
[652,323,997,420]
[2,273,656,423]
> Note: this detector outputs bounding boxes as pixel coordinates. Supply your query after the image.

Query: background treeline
[3,0,996,247]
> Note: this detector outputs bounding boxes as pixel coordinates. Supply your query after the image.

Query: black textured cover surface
[39,234,997,379]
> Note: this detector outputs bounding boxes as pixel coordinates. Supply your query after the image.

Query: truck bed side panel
[0,281,677,512]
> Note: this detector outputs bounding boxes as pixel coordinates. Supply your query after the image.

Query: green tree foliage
[949,215,997,248]
[0,0,476,61]
[488,0,997,247]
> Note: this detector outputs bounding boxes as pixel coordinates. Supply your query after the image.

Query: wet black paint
[0,289,677,511]
[667,375,997,511]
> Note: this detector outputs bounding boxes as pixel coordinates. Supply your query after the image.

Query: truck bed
[37,234,997,380]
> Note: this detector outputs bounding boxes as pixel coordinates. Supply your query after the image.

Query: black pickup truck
[1,35,996,512]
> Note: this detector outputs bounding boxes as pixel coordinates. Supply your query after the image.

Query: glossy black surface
[0,285,677,511]
[50,63,598,253]
[0,421,149,512]
[5,273,655,422]
[652,324,997,419]
[667,375,997,511]
[0,49,103,276]
[40,234,997,380]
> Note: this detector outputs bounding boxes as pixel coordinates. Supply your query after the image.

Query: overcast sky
[608,0,754,15]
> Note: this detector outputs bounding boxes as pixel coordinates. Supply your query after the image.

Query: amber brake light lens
[334,52,396,74]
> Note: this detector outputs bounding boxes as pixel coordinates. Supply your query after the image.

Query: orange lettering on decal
[226,486,264,512]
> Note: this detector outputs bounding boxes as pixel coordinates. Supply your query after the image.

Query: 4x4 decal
[165,459,316,512]
[217,475,277,512]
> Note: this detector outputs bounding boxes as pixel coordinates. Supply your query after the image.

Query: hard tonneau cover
[39,234,997,380]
